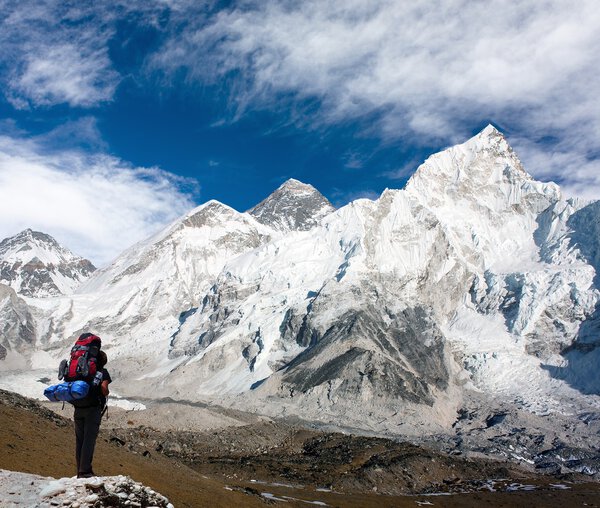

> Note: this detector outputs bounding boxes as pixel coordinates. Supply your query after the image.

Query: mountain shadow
[541,201,600,395]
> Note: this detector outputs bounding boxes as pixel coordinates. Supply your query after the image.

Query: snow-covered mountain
[0,229,95,297]
[9,200,279,372]
[2,126,599,451]
[248,178,335,231]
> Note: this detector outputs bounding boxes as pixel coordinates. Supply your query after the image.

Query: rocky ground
[0,389,596,507]
[408,391,600,482]
[96,391,600,483]
[0,470,174,507]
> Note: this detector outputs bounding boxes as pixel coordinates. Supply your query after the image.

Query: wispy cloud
[0,133,197,266]
[35,117,108,152]
[150,0,600,197]
[511,135,600,201]
[381,156,425,182]
[0,0,183,109]
[9,44,118,109]
[0,2,118,108]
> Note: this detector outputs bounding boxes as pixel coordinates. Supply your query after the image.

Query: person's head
[97,351,107,369]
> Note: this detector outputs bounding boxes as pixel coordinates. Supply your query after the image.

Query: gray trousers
[74,405,102,475]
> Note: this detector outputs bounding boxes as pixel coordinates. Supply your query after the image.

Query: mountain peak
[402,123,563,222]
[405,124,532,196]
[248,179,335,232]
[0,229,95,297]
[277,178,317,193]
[182,200,236,227]
[1,229,63,257]
[467,124,514,156]
[478,123,502,138]
[146,200,249,242]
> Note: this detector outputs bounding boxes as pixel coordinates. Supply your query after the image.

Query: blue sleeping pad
[44,380,90,402]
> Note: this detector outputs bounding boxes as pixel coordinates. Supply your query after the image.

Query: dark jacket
[72,368,111,409]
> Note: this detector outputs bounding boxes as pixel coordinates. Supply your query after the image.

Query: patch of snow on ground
[0,369,55,400]
[108,397,146,411]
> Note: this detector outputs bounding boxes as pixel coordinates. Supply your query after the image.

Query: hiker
[73,349,111,478]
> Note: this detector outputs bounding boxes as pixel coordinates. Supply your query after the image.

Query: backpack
[59,333,102,383]
[43,333,104,405]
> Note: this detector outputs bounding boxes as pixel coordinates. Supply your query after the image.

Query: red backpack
[59,333,102,383]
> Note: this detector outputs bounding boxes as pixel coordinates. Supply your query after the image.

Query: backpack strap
[71,344,90,353]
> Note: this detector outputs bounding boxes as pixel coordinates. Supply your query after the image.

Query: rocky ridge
[4,389,600,507]
[0,284,36,362]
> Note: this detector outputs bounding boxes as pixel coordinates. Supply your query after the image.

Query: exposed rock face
[0,284,36,359]
[278,306,449,406]
[0,229,95,297]
[248,178,335,231]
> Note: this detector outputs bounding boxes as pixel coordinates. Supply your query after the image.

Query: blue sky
[1,0,599,265]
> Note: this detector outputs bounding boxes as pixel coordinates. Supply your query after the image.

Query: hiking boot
[77,471,95,478]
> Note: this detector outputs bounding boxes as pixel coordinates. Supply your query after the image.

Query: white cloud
[0,0,216,108]
[0,1,166,108]
[0,1,119,108]
[330,188,381,208]
[9,44,118,108]
[0,134,197,266]
[34,117,108,152]
[151,0,600,198]
[511,135,600,202]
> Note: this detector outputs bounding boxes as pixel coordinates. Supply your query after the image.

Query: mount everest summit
[248,178,336,231]
[1,126,599,457]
